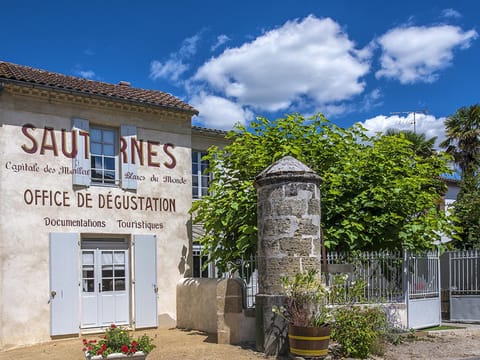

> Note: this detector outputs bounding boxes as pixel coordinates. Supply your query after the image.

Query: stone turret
[254,156,323,355]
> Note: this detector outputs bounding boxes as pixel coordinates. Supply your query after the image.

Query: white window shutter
[121,125,138,190]
[50,233,80,336]
[72,118,91,186]
[134,234,158,328]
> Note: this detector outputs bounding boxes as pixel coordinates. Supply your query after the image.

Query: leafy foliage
[191,113,455,272]
[273,270,367,327]
[440,104,480,180]
[452,174,480,248]
[440,104,480,249]
[274,269,331,327]
[331,305,388,359]
[82,324,155,358]
[385,129,437,158]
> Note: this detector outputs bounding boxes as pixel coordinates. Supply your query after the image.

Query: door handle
[99,283,102,292]
[48,290,57,304]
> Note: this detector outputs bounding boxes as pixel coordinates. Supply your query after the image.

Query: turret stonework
[254,156,323,355]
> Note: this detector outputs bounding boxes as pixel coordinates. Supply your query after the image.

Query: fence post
[254,156,323,355]
[402,249,409,313]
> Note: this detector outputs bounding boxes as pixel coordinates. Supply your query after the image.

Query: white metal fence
[323,251,404,304]
[229,251,406,308]
[408,251,440,299]
[196,250,442,310]
[449,250,480,295]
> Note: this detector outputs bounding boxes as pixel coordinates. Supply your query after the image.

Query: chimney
[118,81,131,87]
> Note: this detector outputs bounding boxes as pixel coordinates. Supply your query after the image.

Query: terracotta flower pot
[288,324,331,358]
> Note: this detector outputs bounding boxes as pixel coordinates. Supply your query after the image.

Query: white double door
[81,241,130,328]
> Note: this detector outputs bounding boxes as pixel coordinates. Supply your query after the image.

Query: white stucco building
[0,61,227,349]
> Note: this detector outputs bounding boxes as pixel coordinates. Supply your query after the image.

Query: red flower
[82,347,87,352]
[121,345,129,353]
[101,343,107,351]
[82,339,87,345]
[96,349,103,355]
[110,324,117,329]
[131,341,138,347]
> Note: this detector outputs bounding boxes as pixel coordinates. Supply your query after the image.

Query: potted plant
[273,269,332,358]
[82,324,155,359]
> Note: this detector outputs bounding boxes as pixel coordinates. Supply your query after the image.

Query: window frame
[89,125,119,186]
[192,243,216,278]
[192,150,210,199]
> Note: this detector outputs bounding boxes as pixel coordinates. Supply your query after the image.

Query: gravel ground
[1,326,480,360]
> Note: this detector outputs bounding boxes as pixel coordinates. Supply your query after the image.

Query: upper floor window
[90,127,118,186]
[192,150,209,199]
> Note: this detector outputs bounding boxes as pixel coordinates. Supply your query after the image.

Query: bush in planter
[82,324,155,358]
[272,269,332,358]
[273,269,332,327]
[331,305,388,359]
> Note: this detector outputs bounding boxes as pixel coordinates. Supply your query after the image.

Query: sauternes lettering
[20,124,177,169]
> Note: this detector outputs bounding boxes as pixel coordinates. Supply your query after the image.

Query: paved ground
[2,323,480,359]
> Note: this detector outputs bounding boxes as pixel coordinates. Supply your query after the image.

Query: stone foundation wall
[176,278,255,344]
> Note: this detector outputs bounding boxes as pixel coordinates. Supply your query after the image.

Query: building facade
[0,61,227,349]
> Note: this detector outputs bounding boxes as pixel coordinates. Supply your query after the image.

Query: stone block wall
[176,278,255,344]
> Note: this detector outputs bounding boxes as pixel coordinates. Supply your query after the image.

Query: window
[73,120,136,189]
[192,150,209,199]
[82,251,95,293]
[192,243,215,278]
[90,127,118,185]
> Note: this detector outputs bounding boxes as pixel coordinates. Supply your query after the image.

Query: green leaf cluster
[191,113,456,272]
[331,305,388,359]
[452,174,480,248]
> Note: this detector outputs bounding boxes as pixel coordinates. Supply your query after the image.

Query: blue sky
[2,0,479,144]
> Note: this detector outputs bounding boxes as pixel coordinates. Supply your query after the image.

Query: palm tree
[440,104,480,180]
[385,129,437,157]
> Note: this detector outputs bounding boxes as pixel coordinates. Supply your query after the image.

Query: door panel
[134,235,158,328]
[81,245,129,328]
[50,233,79,336]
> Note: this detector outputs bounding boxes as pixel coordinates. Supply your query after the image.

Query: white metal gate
[448,250,480,322]
[406,251,441,329]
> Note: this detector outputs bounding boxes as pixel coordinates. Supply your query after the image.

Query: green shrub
[331,305,387,359]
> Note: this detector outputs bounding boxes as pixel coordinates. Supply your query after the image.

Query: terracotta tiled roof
[192,125,228,136]
[0,61,198,115]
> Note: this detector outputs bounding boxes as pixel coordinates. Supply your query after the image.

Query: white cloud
[211,34,231,51]
[192,15,371,114]
[376,25,478,84]
[73,68,96,79]
[150,59,188,82]
[442,9,462,19]
[360,88,383,112]
[150,33,202,82]
[179,33,202,58]
[359,113,447,148]
[190,92,254,130]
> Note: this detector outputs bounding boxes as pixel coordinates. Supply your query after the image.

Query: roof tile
[0,61,198,115]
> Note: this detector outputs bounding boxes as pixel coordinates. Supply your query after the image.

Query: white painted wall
[0,87,195,349]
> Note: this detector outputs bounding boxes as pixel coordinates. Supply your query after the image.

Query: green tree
[440,104,480,179]
[385,129,437,157]
[452,174,480,249]
[440,104,480,248]
[191,114,455,272]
